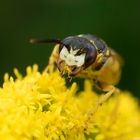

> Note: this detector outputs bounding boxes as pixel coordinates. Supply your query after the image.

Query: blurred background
[0,0,140,98]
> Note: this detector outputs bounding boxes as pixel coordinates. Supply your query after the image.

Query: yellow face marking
[60,46,86,67]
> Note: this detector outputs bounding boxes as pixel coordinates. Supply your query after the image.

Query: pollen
[0,64,139,140]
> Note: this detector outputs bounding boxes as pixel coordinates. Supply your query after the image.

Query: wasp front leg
[43,44,59,73]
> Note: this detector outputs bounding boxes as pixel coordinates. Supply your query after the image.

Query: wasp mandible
[30,34,123,105]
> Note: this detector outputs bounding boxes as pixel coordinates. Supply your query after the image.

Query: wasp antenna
[29,38,62,44]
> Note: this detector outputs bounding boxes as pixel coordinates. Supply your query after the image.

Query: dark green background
[0,0,140,98]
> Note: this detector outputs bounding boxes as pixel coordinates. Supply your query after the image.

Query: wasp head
[57,36,97,76]
[30,35,97,77]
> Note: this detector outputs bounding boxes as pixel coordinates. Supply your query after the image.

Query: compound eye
[60,46,69,60]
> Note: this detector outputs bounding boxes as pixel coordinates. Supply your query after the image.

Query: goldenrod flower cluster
[0,65,140,140]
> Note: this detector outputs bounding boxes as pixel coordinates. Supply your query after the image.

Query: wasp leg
[43,44,59,73]
[94,80,120,104]
[98,84,116,105]
[84,82,119,131]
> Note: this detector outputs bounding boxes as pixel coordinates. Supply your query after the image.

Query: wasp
[30,34,123,105]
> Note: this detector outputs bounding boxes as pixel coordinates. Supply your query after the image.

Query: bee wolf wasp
[30,34,123,106]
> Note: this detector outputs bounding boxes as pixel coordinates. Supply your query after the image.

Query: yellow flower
[0,64,140,140]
